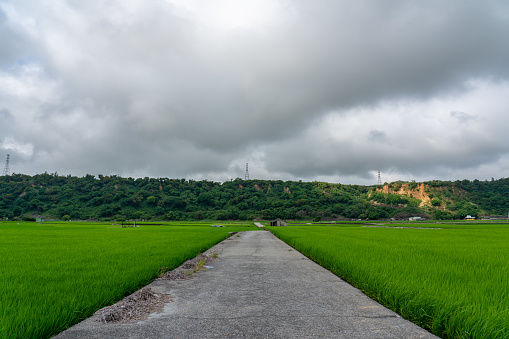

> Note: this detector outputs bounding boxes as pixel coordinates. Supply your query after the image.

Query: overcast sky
[1,0,509,185]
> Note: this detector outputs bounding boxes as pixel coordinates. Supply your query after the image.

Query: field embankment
[269,222,509,338]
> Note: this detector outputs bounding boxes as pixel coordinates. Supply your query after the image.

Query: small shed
[270,218,287,227]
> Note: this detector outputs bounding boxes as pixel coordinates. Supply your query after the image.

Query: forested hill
[1,173,508,221]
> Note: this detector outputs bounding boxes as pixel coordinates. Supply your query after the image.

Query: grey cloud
[368,130,389,143]
[262,85,509,182]
[0,109,12,143]
[31,2,509,137]
[0,8,26,65]
[0,108,12,124]
[263,130,505,181]
[450,111,476,124]
[2,0,509,182]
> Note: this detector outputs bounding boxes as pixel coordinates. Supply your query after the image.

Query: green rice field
[269,222,509,338]
[0,221,255,339]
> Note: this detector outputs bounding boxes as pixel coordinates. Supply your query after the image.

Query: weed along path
[55,231,437,338]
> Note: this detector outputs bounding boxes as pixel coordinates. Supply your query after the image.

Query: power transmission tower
[377,170,382,185]
[2,154,10,176]
[245,163,250,180]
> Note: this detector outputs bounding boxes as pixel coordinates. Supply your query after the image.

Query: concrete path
[55,231,438,338]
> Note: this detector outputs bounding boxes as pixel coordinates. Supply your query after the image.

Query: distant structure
[377,170,382,185]
[245,163,250,180]
[270,218,287,226]
[2,154,9,176]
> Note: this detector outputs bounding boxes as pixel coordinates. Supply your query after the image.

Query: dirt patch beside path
[95,288,173,324]
[95,252,218,324]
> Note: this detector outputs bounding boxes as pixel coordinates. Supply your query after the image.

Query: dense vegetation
[1,173,509,221]
[0,221,255,339]
[454,178,509,215]
[270,223,509,338]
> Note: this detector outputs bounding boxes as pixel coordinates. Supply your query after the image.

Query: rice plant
[0,221,252,339]
[269,223,509,338]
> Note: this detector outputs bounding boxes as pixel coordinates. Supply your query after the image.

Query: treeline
[454,178,509,215]
[0,173,507,221]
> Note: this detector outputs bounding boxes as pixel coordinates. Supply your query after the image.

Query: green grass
[0,221,255,339]
[269,223,509,338]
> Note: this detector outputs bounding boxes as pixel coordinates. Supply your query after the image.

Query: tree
[146,196,157,205]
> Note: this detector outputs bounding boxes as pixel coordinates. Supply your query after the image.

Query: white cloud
[1,137,34,158]
[167,0,288,31]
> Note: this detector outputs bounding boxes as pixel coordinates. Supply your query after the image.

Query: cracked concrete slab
[55,231,438,338]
